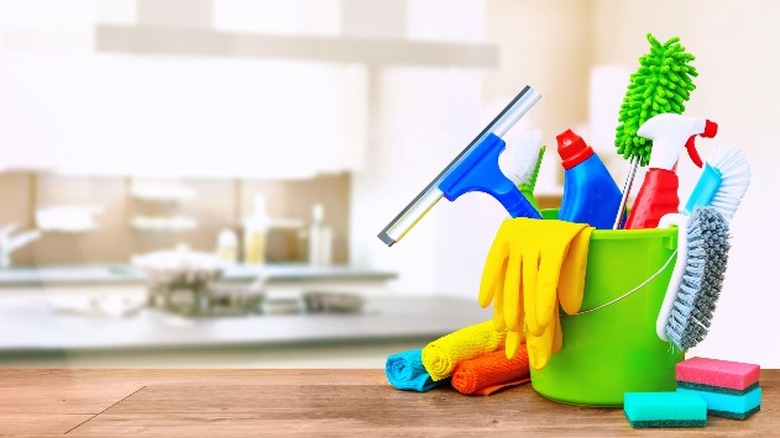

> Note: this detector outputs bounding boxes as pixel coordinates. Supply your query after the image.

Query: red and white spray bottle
[624,114,718,229]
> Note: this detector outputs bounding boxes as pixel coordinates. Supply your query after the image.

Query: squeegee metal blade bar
[377,188,443,246]
[377,86,541,246]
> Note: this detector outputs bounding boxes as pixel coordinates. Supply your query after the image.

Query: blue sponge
[624,392,707,428]
[677,386,762,420]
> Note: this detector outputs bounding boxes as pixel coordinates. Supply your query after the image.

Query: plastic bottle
[215,229,238,264]
[243,196,269,266]
[308,203,332,266]
[556,129,622,229]
[624,114,717,229]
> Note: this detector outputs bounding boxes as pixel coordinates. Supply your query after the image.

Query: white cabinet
[1,53,368,177]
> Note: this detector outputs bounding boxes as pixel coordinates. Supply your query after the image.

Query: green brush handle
[518,145,545,211]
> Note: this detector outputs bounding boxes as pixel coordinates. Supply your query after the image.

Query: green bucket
[529,210,684,406]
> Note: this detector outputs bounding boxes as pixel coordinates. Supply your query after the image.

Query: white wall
[349,0,497,298]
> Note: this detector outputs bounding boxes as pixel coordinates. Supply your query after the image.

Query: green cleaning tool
[656,207,731,351]
[519,145,545,211]
[498,129,546,212]
[613,34,699,228]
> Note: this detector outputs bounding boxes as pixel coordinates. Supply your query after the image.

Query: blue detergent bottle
[556,129,622,229]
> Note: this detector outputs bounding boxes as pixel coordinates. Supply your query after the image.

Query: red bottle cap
[556,129,594,170]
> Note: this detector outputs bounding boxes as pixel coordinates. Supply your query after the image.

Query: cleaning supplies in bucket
[625,113,718,230]
[375,30,750,410]
[478,218,593,369]
[556,129,623,229]
[656,207,731,350]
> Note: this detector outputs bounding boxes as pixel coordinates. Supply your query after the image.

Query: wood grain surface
[0,369,775,437]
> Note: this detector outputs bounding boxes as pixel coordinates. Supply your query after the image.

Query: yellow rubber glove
[478,218,593,369]
[479,219,525,332]
[504,329,523,359]
[526,298,563,369]
[558,226,593,315]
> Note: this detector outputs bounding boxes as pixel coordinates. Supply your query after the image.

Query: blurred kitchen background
[1,0,778,368]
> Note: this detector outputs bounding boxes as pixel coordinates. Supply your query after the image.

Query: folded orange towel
[451,343,531,396]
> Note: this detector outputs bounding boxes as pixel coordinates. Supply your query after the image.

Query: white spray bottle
[625,114,717,229]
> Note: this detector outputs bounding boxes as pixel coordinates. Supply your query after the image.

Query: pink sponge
[676,357,760,391]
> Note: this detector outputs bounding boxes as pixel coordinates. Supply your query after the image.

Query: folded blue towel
[386,349,443,392]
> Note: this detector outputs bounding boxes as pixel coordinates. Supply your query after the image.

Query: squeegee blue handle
[683,163,722,215]
[438,133,541,219]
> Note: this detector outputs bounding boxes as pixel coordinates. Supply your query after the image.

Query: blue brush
[378,86,542,246]
[657,207,731,350]
[684,143,751,222]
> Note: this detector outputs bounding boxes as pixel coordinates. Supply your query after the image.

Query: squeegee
[378,86,542,246]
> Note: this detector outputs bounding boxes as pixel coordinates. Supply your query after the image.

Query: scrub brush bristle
[705,144,751,222]
[518,144,545,206]
[664,206,731,350]
[499,129,545,210]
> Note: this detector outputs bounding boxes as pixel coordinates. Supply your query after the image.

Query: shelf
[95,25,499,68]
[130,216,198,232]
[130,183,197,203]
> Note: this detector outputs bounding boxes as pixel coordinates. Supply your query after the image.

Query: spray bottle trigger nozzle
[684,119,718,168]
[685,136,704,168]
[702,119,719,138]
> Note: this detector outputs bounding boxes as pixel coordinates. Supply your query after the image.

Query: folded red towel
[451,343,531,396]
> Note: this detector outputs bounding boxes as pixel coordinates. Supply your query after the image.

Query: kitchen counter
[0,368,775,436]
[0,263,397,287]
[0,295,491,367]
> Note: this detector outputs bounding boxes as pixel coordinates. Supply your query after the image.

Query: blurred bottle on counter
[243,196,269,266]
[215,228,238,264]
[308,203,332,266]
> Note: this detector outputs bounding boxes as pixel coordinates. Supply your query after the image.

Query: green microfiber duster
[615,33,699,166]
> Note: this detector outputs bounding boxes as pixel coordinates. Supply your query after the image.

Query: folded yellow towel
[422,320,506,381]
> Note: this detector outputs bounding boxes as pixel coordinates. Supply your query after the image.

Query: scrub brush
[498,129,545,212]
[683,143,751,222]
[657,207,731,351]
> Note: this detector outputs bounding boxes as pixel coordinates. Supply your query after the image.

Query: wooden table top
[0,369,775,437]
